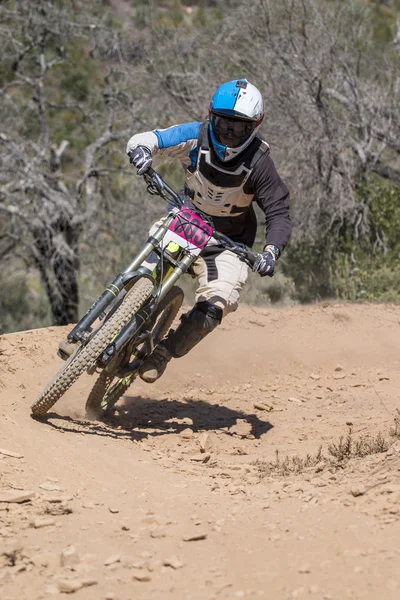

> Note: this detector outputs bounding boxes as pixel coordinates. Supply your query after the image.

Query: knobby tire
[30,278,154,417]
[85,285,184,419]
[85,372,133,420]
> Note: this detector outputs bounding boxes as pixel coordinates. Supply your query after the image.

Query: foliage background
[1,0,400,333]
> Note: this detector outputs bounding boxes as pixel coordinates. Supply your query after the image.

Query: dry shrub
[255,418,399,479]
[390,409,400,439]
[254,446,324,477]
[327,427,353,461]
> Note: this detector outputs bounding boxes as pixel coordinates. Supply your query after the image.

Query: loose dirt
[1,302,400,599]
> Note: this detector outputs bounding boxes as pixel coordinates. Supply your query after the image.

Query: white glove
[127,146,152,175]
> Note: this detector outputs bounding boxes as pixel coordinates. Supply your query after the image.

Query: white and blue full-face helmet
[209,78,264,162]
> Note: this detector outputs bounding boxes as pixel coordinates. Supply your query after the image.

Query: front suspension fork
[98,252,195,367]
[67,217,175,344]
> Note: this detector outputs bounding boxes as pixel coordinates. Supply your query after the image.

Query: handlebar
[212,230,258,269]
[140,168,258,269]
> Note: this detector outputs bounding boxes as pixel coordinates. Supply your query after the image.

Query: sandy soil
[1,302,400,600]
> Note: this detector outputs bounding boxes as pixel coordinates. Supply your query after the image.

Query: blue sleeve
[154,122,202,149]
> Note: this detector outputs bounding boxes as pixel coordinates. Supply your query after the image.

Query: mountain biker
[126,78,292,384]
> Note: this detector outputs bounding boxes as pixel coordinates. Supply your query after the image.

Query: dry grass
[254,416,399,478]
[254,446,324,477]
[327,427,390,462]
[390,408,400,439]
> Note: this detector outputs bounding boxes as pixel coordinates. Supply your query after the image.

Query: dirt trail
[1,302,400,600]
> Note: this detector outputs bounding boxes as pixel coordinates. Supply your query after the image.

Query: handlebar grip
[245,251,258,268]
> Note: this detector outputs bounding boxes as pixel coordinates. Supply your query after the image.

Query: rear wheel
[85,372,134,419]
[85,285,184,419]
[30,278,154,417]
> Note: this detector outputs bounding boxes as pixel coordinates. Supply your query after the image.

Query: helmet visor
[211,114,257,148]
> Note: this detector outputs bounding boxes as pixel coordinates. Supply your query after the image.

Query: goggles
[211,114,257,147]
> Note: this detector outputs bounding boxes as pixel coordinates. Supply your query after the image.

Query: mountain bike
[30,168,258,419]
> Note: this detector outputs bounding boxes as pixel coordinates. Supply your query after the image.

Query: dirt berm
[1,302,400,599]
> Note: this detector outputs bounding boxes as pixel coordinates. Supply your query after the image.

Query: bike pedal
[57,349,69,361]
[57,339,77,361]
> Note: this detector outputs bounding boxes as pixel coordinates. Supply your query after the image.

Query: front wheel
[30,278,155,417]
[85,285,184,419]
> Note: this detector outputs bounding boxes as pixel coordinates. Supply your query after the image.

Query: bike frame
[67,168,257,370]
[98,215,203,368]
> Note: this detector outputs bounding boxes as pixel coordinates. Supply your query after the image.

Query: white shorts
[145,218,249,316]
[192,246,248,315]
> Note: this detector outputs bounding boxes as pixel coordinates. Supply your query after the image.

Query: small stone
[298,565,311,574]
[104,554,121,566]
[39,483,64,492]
[249,319,265,327]
[109,507,119,513]
[163,555,184,569]
[334,364,343,371]
[190,453,211,463]
[150,528,166,539]
[350,485,366,497]
[253,402,273,412]
[132,560,146,569]
[81,578,98,588]
[141,515,158,525]
[288,397,302,404]
[0,490,35,503]
[57,579,83,593]
[182,532,207,542]
[31,518,56,528]
[60,546,80,567]
[44,495,72,503]
[0,448,24,459]
[133,573,152,582]
[309,374,320,381]
[179,428,193,439]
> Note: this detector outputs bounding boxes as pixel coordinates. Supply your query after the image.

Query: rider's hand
[128,146,152,175]
[252,245,279,277]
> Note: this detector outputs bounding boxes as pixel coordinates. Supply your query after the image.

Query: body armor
[185,124,269,218]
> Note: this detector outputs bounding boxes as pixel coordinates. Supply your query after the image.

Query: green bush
[0,267,51,334]
[284,175,400,303]
[241,270,297,307]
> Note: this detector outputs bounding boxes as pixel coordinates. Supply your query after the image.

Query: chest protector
[185,123,269,218]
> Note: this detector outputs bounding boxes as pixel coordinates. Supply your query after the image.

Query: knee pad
[186,301,223,331]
